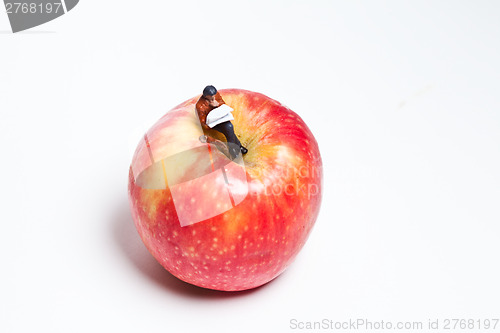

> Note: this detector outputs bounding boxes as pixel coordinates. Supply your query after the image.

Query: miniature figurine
[196,85,248,159]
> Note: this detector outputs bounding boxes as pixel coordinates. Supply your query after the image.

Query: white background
[1,1,499,332]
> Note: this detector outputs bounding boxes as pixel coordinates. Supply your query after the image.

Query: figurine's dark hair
[202,85,217,97]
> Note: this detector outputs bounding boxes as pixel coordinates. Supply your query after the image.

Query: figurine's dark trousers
[212,121,242,159]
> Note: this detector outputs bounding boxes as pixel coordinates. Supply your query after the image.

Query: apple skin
[128,89,322,291]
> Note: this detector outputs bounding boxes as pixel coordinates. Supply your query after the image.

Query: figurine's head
[202,85,219,106]
[203,85,217,97]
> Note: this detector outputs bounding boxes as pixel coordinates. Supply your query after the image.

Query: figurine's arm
[215,92,226,106]
[196,107,211,130]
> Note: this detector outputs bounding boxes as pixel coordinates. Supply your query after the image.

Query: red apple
[128,89,322,291]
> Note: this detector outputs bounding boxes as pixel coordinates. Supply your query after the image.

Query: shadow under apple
[110,198,280,299]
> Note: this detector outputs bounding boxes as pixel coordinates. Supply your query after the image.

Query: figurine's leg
[212,121,244,158]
